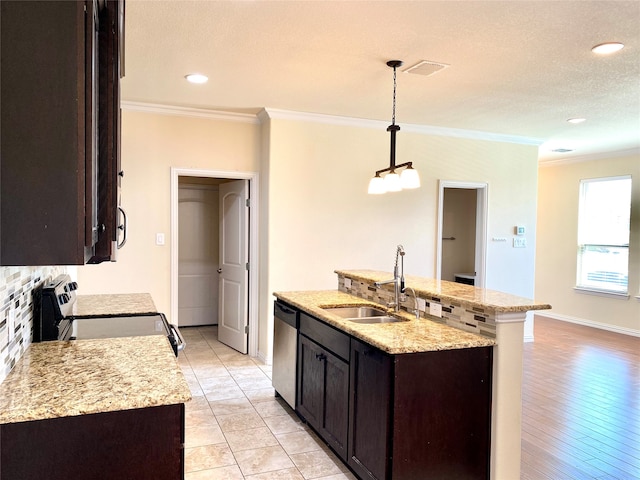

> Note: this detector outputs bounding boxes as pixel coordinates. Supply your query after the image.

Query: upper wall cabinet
[0,0,125,266]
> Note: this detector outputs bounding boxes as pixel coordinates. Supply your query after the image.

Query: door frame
[436,180,488,288]
[171,167,259,358]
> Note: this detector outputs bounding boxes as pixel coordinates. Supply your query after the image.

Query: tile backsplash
[1,266,66,383]
[337,274,497,339]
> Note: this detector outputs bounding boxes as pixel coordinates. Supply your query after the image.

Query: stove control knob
[58,293,71,304]
[68,282,78,291]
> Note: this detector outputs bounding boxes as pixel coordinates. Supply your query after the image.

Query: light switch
[156,233,165,246]
[429,302,442,318]
[513,237,527,248]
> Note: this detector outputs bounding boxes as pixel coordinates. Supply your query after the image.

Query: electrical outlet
[429,302,442,318]
[417,297,426,312]
[513,237,527,248]
[345,278,352,289]
[156,233,165,246]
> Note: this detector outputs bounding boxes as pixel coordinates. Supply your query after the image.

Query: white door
[178,184,219,326]
[218,180,249,353]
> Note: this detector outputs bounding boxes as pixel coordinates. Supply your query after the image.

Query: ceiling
[122,0,640,163]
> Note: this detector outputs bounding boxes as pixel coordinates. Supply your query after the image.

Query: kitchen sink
[323,306,388,318]
[322,306,406,324]
[346,316,404,324]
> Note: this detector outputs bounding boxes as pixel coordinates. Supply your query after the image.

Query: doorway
[171,168,259,357]
[436,181,488,287]
[178,178,220,327]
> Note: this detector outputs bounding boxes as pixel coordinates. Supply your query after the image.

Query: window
[577,175,632,294]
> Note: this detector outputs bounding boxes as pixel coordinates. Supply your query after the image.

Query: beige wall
[77,110,261,319]
[536,152,640,334]
[264,116,540,357]
[79,109,541,361]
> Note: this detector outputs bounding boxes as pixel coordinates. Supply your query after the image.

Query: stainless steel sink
[322,306,406,324]
[347,316,404,324]
[324,306,388,318]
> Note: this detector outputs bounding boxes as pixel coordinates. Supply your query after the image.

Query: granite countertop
[0,336,191,424]
[74,293,157,317]
[336,269,552,313]
[274,290,497,354]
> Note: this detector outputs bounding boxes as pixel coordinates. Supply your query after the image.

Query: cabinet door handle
[316,353,326,361]
[117,206,127,249]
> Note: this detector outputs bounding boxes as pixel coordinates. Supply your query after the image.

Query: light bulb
[400,166,420,189]
[368,175,386,194]
[383,171,402,192]
[185,73,208,84]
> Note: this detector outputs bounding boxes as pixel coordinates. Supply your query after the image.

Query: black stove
[34,275,184,356]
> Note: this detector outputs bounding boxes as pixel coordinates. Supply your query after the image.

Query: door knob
[217,268,222,274]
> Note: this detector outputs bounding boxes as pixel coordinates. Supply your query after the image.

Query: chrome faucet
[374,245,406,312]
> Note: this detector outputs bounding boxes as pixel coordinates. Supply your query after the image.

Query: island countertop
[73,293,157,317]
[273,290,497,354]
[0,336,191,425]
[336,269,552,313]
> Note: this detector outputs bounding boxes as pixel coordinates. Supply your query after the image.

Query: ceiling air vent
[404,60,450,77]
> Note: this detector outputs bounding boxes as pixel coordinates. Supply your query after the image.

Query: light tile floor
[179,326,356,480]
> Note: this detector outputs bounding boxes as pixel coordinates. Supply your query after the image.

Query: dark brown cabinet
[297,314,350,460]
[90,0,125,263]
[348,339,392,480]
[0,404,185,479]
[285,302,493,480]
[349,338,493,480]
[0,0,124,266]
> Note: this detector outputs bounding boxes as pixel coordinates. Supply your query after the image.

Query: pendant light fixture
[368,60,420,194]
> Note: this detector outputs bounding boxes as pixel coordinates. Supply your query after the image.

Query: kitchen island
[0,335,191,479]
[274,269,551,480]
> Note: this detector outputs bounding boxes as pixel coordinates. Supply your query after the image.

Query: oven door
[70,313,185,356]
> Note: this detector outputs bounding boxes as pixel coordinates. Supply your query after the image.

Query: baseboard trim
[535,312,640,337]
[256,350,270,366]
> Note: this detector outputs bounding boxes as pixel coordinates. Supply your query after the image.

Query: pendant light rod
[368,59,420,194]
[387,60,402,169]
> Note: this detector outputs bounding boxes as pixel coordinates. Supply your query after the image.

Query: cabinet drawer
[300,313,350,362]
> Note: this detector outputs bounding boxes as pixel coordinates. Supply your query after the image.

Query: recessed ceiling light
[185,73,208,84]
[552,148,574,153]
[567,118,586,124]
[591,42,624,54]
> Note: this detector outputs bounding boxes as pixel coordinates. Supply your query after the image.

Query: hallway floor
[179,326,355,479]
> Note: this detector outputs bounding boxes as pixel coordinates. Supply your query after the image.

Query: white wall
[536,151,640,335]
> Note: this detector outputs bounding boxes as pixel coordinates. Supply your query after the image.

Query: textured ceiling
[122,0,640,162]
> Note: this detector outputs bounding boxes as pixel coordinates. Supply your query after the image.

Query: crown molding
[261,108,543,146]
[121,101,260,124]
[538,147,640,167]
[121,101,543,146]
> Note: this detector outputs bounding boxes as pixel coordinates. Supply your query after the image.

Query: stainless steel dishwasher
[272,300,299,408]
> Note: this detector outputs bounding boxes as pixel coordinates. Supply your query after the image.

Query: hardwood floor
[521,316,640,480]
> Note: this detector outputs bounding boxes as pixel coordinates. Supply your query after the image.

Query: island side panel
[392,347,493,480]
[491,312,527,480]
